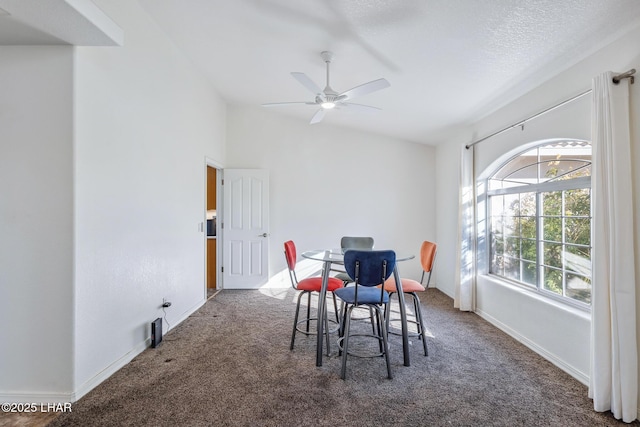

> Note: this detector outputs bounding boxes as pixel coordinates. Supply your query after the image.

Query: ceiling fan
[262,51,390,124]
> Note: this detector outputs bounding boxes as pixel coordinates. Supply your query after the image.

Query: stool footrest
[296,318,340,336]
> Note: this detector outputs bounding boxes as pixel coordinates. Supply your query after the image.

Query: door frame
[205,157,224,296]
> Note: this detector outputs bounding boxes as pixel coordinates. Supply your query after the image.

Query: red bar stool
[284,240,344,354]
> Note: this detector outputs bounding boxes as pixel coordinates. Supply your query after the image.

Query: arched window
[487,140,591,306]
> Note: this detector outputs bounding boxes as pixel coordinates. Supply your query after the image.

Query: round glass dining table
[301,249,415,367]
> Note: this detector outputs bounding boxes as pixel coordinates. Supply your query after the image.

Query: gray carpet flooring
[47,288,635,426]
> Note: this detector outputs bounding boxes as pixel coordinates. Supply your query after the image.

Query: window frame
[485,142,592,310]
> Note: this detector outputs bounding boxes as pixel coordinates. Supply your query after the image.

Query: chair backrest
[420,241,437,272]
[344,250,396,304]
[284,240,297,270]
[283,240,298,289]
[419,240,437,287]
[340,236,374,252]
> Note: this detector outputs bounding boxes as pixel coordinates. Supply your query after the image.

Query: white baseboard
[1,298,206,404]
[475,308,589,386]
[0,391,74,404]
[74,298,206,401]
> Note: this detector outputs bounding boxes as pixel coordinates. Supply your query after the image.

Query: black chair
[334,249,395,379]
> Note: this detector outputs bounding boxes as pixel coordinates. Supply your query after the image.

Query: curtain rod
[465,68,636,149]
[613,68,636,84]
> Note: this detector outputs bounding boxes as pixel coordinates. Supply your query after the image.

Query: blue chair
[333,236,376,328]
[334,249,395,379]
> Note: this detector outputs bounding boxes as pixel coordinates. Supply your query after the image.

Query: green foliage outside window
[488,141,591,306]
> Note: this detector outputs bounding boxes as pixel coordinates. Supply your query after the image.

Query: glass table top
[301,249,414,263]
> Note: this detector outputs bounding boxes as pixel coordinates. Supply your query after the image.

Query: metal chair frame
[285,243,341,355]
[385,241,437,357]
[333,236,376,327]
[335,250,395,380]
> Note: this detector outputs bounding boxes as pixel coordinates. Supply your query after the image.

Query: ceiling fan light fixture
[264,50,390,124]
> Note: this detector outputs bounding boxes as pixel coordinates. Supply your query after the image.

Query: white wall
[225,106,436,285]
[0,47,75,400]
[436,24,640,385]
[1,0,226,403]
[71,0,225,399]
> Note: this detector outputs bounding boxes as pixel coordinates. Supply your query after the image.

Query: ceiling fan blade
[337,102,382,113]
[291,72,322,95]
[262,102,317,107]
[309,108,326,124]
[339,78,390,101]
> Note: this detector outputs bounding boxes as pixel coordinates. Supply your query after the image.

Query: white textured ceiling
[136,0,640,144]
[2,1,639,144]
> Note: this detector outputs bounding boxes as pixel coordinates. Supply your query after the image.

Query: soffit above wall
[0,0,122,46]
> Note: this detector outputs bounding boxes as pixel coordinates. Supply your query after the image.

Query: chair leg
[332,292,340,323]
[340,305,354,379]
[375,305,392,379]
[305,292,312,333]
[324,295,331,356]
[384,291,396,333]
[411,292,428,356]
[369,306,376,335]
[290,291,305,350]
[375,306,384,354]
[338,303,349,356]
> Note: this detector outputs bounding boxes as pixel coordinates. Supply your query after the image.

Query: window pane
[520,192,536,216]
[521,239,536,262]
[491,195,504,215]
[491,215,503,236]
[491,253,504,275]
[543,267,563,295]
[565,188,590,216]
[505,237,520,258]
[504,257,520,281]
[542,191,562,216]
[566,273,591,304]
[504,194,520,216]
[540,159,591,182]
[522,261,537,286]
[543,242,562,268]
[504,217,518,238]
[565,218,591,245]
[520,216,536,239]
[564,245,591,276]
[542,217,562,242]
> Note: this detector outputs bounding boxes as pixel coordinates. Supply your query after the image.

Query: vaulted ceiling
[3,0,640,144]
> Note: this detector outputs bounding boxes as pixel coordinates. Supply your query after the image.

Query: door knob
[258,232,269,237]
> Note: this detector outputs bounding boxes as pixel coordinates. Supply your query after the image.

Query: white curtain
[588,71,637,423]
[454,143,475,311]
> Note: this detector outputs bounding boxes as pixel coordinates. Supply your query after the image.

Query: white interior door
[222,169,269,289]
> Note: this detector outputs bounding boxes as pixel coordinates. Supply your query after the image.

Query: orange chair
[382,240,437,356]
[284,240,344,353]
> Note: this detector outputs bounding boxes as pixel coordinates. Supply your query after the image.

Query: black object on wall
[151,317,163,348]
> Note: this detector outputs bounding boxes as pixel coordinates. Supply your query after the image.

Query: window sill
[481,274,591,319]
